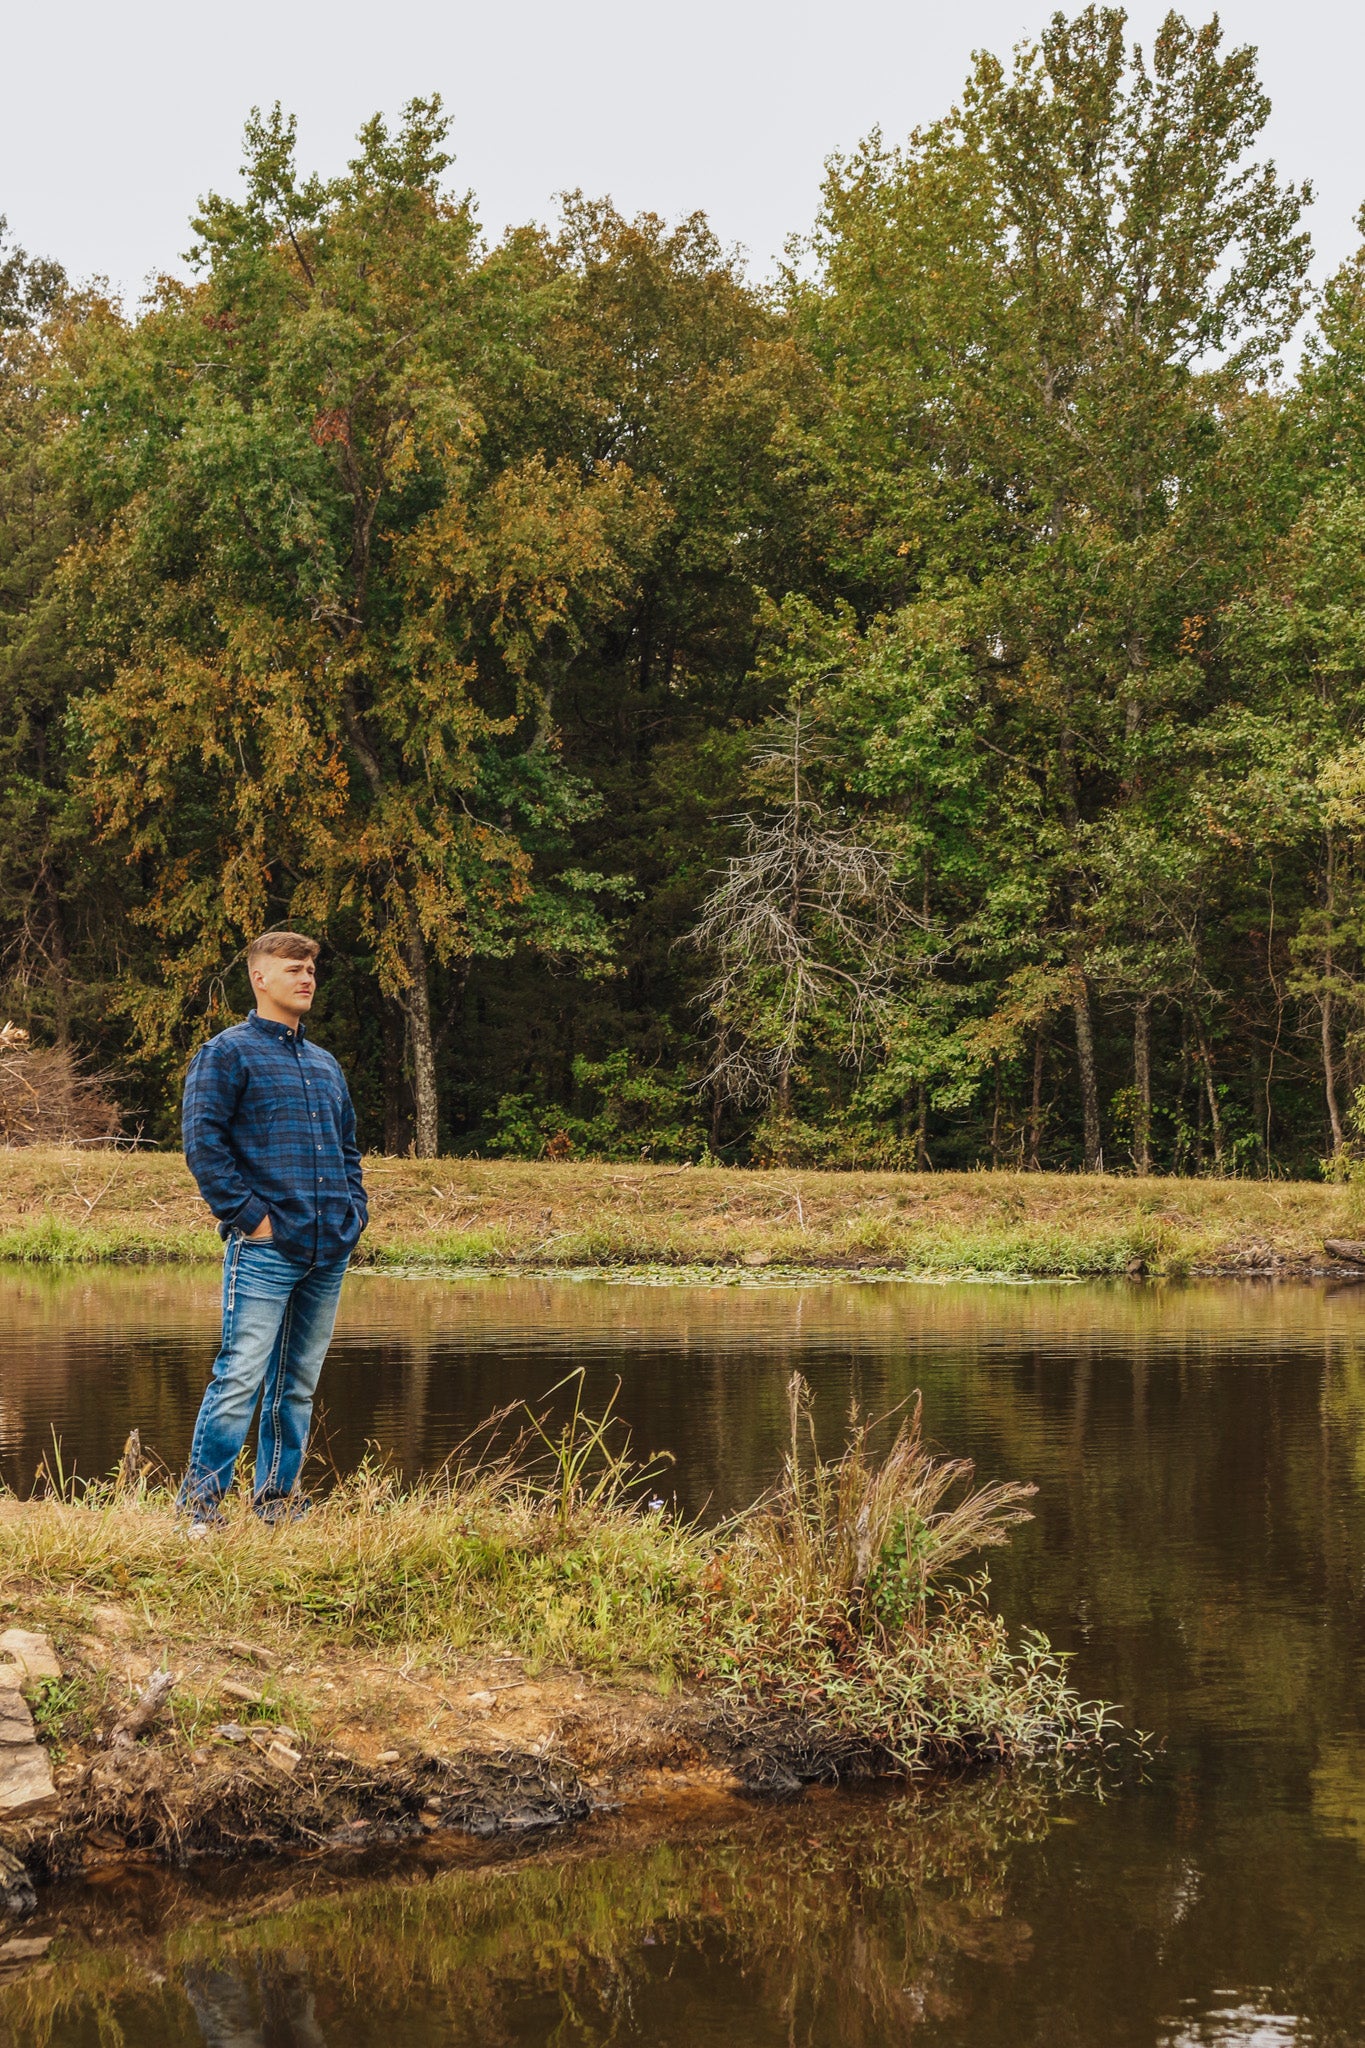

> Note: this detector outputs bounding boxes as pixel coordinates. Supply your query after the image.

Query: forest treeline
[4,6,1365,1173]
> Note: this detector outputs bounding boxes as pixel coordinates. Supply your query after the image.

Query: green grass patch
[0,1216,220,1265]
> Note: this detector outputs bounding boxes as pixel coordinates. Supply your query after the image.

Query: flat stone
[0,1745,56,1816]
[0,1665,23,1693]
[218,1680,261,1706]
[0,1937,49,1962]
[0,1693,34,1748]
[0,1848,35,1921]
[0,1633,60,1683]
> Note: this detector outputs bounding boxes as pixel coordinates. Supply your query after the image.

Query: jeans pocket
[224,1232,244,1315]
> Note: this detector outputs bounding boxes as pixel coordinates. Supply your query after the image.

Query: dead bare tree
[691,702,928,1115]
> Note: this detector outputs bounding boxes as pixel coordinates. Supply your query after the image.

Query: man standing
[180,931,368,1533]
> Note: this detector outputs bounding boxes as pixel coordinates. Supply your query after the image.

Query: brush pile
[0,1024,121,1147]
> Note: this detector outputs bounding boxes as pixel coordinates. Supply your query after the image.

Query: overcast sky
[5,0,1363,304]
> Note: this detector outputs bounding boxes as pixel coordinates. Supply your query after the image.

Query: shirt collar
[247,1009,308,1045]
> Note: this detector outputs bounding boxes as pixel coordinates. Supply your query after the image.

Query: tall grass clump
[697,1376,1103,1766]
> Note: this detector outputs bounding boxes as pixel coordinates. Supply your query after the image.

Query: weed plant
[696,1377,1099,1764]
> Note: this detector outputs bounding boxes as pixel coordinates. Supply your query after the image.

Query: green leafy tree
[0,224,140,1072]
[68,103,658,1152]
[791,6,1311,1167]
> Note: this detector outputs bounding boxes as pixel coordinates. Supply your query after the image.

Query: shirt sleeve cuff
[232,1196,269,1235]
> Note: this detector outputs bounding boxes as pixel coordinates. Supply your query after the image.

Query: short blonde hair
[246,930,320,971]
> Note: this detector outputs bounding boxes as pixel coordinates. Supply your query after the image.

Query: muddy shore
[0,1608,981,1902]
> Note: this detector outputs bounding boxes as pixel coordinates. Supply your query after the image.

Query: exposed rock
[0,1850,36,1921]
[0,1674,57,1818]
[1325,1238,1365,1266]
[0,1690,34,1747]
[88,1605,134,1638]
[0,1745,56,1817]
[0,1632,61,1683]
[0,1932,49,1978]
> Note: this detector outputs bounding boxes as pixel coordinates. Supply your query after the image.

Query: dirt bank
[2,1610,752,1888]
[2,1149,1362,1276]
[0,1599,1036,1896]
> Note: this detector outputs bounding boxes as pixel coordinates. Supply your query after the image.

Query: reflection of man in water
[182,1959,329,2047]
[179,931,368,1533]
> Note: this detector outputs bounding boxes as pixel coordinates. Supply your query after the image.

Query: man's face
[252,952,317,1019]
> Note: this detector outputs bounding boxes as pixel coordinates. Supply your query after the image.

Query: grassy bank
[0,1384,1103,1880]
[2,1148,1362,1276]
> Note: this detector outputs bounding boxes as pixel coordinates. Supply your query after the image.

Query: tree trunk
[1322,989,1345,1159]
[401,906,439,1158]
[915,1081,930,1172]
[1322,827,1345,1163]
[776,1067,792,1122]
[989,1058,1002,1169]
[710,1078,723,1154]
[383,999,408,1156]
[44,873,70,1049]
[1071,966,1102,1173]
[1133,998,1152,1175]
[1202,1055,1225,1174]
[1026,1025,1045,1170]
[1173,1012,1190,1176]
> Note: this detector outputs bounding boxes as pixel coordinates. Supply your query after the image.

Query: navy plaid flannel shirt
[182,1012,368,1267]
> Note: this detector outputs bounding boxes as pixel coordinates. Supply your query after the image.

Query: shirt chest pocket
[239,1068,294,1137]
[303,1068,346,1127]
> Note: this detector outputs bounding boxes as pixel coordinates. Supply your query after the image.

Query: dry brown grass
[0,1146,1361,1274]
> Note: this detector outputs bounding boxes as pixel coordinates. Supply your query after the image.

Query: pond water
[3,1267,1365,2045]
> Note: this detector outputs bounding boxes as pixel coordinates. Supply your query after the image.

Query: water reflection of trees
[1,1777,1055,2046]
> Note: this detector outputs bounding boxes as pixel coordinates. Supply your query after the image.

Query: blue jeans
[180,1234,349,1517]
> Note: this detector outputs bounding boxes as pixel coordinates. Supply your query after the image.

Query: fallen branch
[111,1670,176,1747]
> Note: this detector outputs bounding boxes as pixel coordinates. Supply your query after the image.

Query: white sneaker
[185,1519,217,1543]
